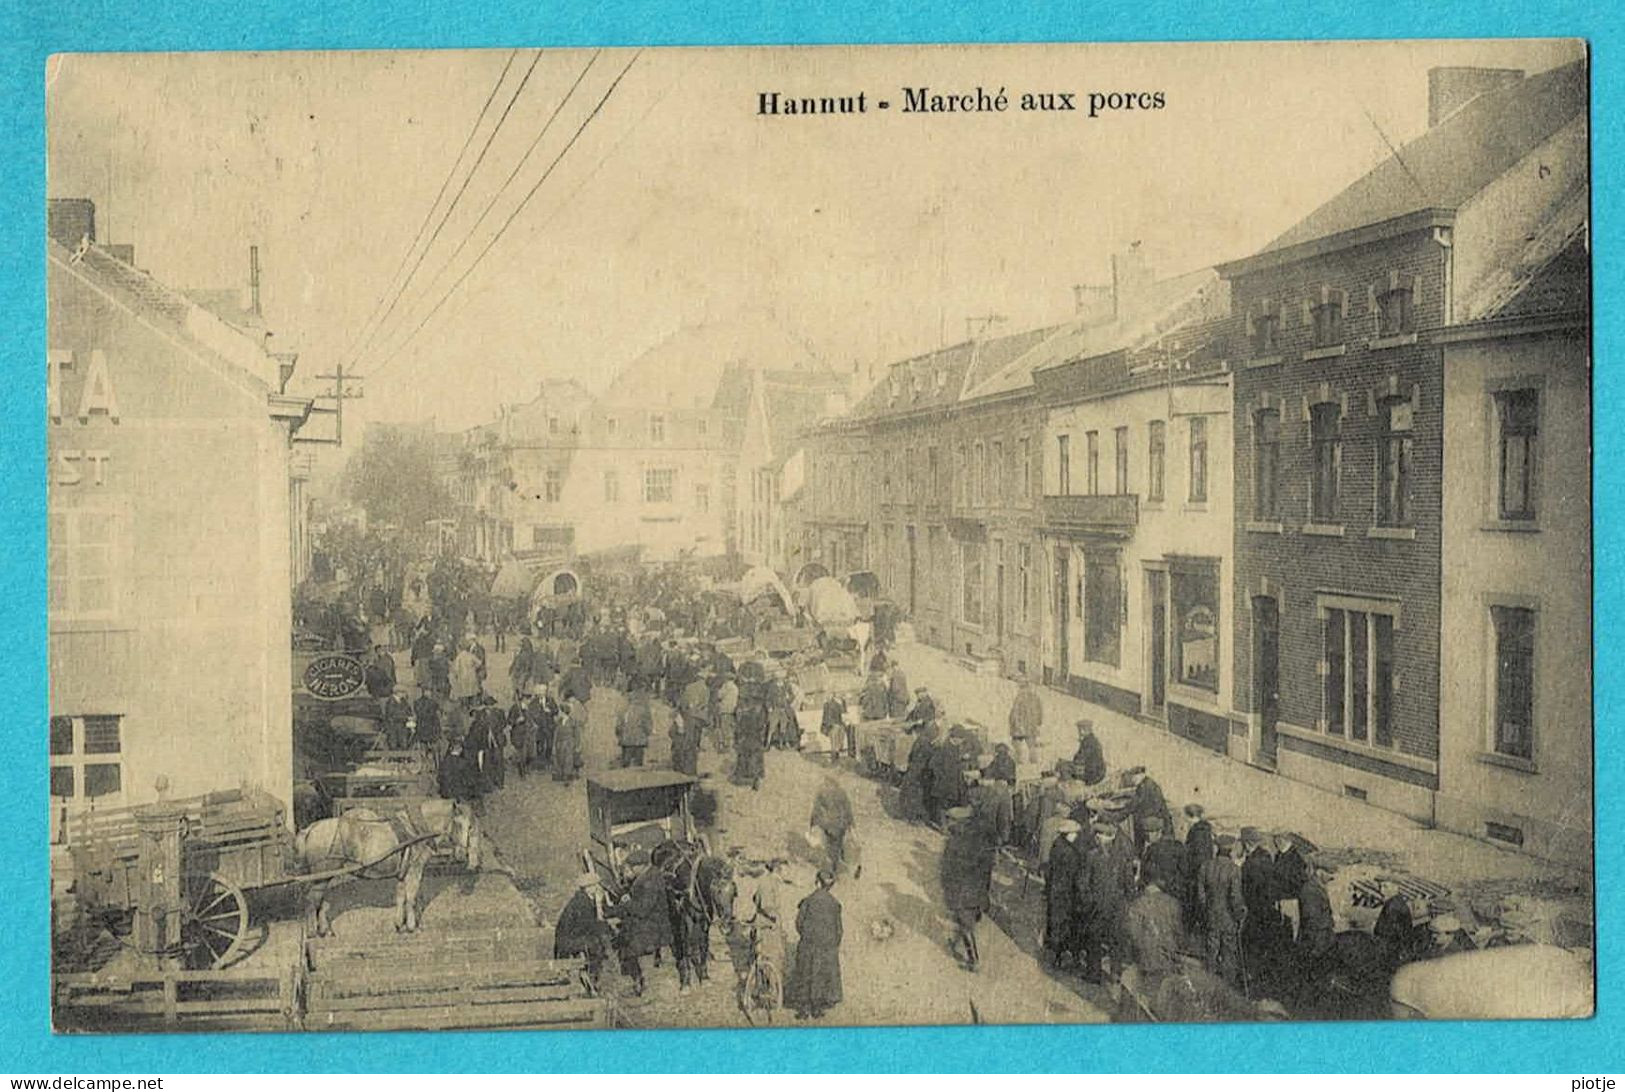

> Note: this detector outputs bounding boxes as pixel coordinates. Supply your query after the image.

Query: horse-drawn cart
[584,769,699,897]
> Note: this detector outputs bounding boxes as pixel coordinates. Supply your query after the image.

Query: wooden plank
[308,998,603,1032]
[310,961,578,996]
[309,982,581,1011]
[308,942,558,970]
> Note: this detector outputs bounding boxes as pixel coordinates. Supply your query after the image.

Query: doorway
[1252,595,1280,768]
[1147,569,1168,718]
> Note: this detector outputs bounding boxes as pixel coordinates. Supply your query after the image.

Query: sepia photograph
[44,39,1592,1034]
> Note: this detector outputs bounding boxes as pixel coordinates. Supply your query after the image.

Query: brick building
[1218,61,1586,823]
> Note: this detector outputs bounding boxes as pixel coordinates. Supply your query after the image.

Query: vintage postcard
[45,39,1591,1032]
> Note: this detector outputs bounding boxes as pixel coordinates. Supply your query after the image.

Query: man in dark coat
[426,643,452,700]
[365,644,398,699]
[1071,720,1107,786]
[1240,826,1288,994]
[904,687,938,732]
[810,776,856,875]
[820,692,850,764]
[506,693,536,778]
[1044,818,1086,968]
[1197,833,1247,987]
[1141,816,1187,898]
[1182,804,1215,936]
[940,807,993,971]
[1125,768,1173,853]
[967,769,1014,847]
[379,685,413,751]
[1294,859,1337,994]
[927,730,968,824]
[561,661,593,706]
[437,741,480,807]
[1077,821,1130,983]
[554,872,614,993]
[731,686,769,790]
[983,742,1017,787]
[411,687,443,752]
[886,664,911,719]
[858,671,890,720]
[527,684,559,768]
[614,857,675,996]
[1124,869,1186,999]
[898,721,939,821]
[788,870,844,1018]
[615,691,654,768]
[669,691,702,776]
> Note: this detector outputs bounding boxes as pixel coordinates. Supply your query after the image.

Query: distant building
[47,198,313,830]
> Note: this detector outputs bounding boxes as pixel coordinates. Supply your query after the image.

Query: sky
[46,39,1584,437]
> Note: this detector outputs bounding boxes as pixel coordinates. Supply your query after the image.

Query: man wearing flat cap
[1141,815,1187,898]
[1125,767,1173,854]
[940,806,993,971]
[1043,818,1087,968]
[1182,802,1215,935]
[1240,826,1289,993]
[1077,820,1131,983]
[1197,833,1246,987]
[1071,719,1107,786]
[553,872,613,993]
[904,686,938,733]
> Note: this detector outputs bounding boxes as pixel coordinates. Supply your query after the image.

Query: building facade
[48,200,312,833]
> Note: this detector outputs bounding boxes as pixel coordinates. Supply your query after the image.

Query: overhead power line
[332,50,518,375]
[404,51,602,332]
[369,51,642,377]
[353,49,545,371]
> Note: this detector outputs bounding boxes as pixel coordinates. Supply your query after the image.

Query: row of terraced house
[795,63,1591,864]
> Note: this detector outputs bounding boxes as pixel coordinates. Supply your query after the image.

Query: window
[1378,285,1414,336]
[605,416,619,437]
[973,443,985,505]
[697,417,709,437]
[1148,421,1165,501]
[1312,297,1344,348]
[1018,437,1031,500]
[928,447,941,502]
[1086,432,1100,495]
[1492,606,1535,760]
[961,542,984,625]
[643,468,675,504]
[49,714,124,810]
[694,483,710,513]
[1170,565,1219,691]
[1019,542,1031,623]
[992,441,1004,500]
[956,445,969,507]
[48,508,118,619]
[1254,409,1281,519]
[1496,388,1539,520]
[1251,307,1279,355]
[547,416,561,435]
[1322,604,1397,747]
[544,469,563,504]
[649,414,666,443]
[1113,427,1129,495]
[1377,398,1413,526]
[1188,417,1208,502]
[1056,435,1071,495]
[1310,402,1341,522]
[1084,550,1122,666]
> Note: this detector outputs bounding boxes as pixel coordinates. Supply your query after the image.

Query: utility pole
[300,362,365,446]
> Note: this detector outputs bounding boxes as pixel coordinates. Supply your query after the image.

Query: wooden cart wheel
[181,872,250,970]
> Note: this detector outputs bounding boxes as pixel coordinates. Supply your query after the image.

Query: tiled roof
[1262,60,1586,255]
[849,340,980,420]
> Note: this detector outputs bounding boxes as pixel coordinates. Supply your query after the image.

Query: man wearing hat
[411,684,443,754]
[1077,819,1130,983]
[1141,816,1187,899]
[927,726,970,824]
[1295,855,1337,992]
[1197,833,1247,987]
[967,767,1014,847]
[1008,672,1045,766]
[1043,818,1087,968]
[940,805,994,971]
[1071,720,1107,786]
[898,720,939,822]
[1124,856,1186,996]
[1182,803,1215,935]
[1125,767,1173,854]
[554,872,614,994]
[904,687,938,733]
[788,869,844,1019]
[615,850,675,996]
[379,684,413,751]
[1240,826,1289,993]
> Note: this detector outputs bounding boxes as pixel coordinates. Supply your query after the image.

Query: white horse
[292,800,481,936]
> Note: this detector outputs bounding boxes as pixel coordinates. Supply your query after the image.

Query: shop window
[1492,606,1535,760]
[1254,409,1281,519]
[1084,550,1122,666]
[1377,398,1413,526]
[1148,421,1165,501]
[1496,389,1539,521]
[1171,566,1219,691]
[1310,402,1342,522]
[49,714,124,809]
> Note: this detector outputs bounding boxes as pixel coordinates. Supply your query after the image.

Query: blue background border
[2,0,1616,1073]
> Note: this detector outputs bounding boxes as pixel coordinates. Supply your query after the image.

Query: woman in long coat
[509,636,537,699]
[732,687,769,790]
[897,720,939,821]
[788,871,844,1019]
[552,698,584,783]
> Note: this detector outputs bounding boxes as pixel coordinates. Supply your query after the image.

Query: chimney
[48,198,96,249]
[249,245,262,316]
[1111,243,1154,321]
[1428,66,1523,128]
